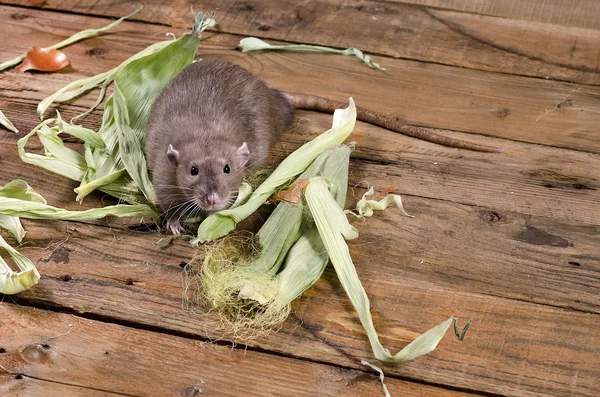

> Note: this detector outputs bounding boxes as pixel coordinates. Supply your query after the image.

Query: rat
[145,59,503,234]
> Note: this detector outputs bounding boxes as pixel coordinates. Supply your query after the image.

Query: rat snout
[204,192,222,207]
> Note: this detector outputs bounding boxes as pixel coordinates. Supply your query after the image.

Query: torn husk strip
[0,110,18,132]
[0,197,158,223]
[348,186,413,218]
[239,37,385,70]
[193,98,357,244]
[361,360,390,397]
[1,7,143,72]
[0,234,40,295]
[0,179,47,243]
[306,177,453,362]
[18,119,91,182]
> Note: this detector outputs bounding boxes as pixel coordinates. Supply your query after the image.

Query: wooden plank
[390,0,600,30]
[2,1,599,85]
[0,305,470,397]
[0,196,596,396]
[1,7,600,153]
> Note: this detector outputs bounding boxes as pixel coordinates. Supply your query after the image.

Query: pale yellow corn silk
[184,145,352,340]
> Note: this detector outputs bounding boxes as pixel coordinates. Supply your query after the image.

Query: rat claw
[166,219,186,235]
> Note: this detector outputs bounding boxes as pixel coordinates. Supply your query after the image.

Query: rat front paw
[165,219,186,235]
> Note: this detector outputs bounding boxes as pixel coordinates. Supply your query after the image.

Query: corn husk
[305,177,453,362]
[0,110,18,133]
[0,180,156,295]
[0,7,142,72]
[347,186,413,218]
[193,98,357,244]
[37,40,174,120]
[0,180,46,243]
[0,234,40,295]
[239,37,385,70]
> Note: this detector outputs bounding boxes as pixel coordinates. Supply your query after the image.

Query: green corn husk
[0,234,40,295]
[191,137,459,361]
[305,177,454,362]
[239,37,385,70]
[1,7,142,72]
[0,180,46,243]
[37,39,175,120]
[0,197,158,223]
[193,97,357,245]
[0,110,18,133]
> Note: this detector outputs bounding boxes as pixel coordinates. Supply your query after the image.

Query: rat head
[167,141,249,213]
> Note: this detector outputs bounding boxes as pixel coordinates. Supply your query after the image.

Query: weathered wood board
[3,0,600,84]
[0,1,599,396]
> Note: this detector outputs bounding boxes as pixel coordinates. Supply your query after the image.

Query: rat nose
[206,193,221,206]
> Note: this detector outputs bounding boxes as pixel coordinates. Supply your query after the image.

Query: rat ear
[237,142,250,167]
[167,144,180,166]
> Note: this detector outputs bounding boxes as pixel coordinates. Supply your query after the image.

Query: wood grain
[1,7,599,154]
[1,0,599,85]
[1,305,472,397]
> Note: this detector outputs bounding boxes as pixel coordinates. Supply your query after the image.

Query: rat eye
[190,166,198,176]
[223,164,230,174]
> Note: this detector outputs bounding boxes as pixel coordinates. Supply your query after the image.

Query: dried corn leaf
[306,177,453,362]
[0,196,158,223]
[239,37,385,70]
[0,110,18,133]
[0,234,40,295]
[0,180,46,243]
[349,186,413,218]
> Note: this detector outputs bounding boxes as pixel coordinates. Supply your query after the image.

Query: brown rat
[145,59,294,234]
[146,59,503,234]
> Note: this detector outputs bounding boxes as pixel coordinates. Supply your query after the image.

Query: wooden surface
[0,1,599,396]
